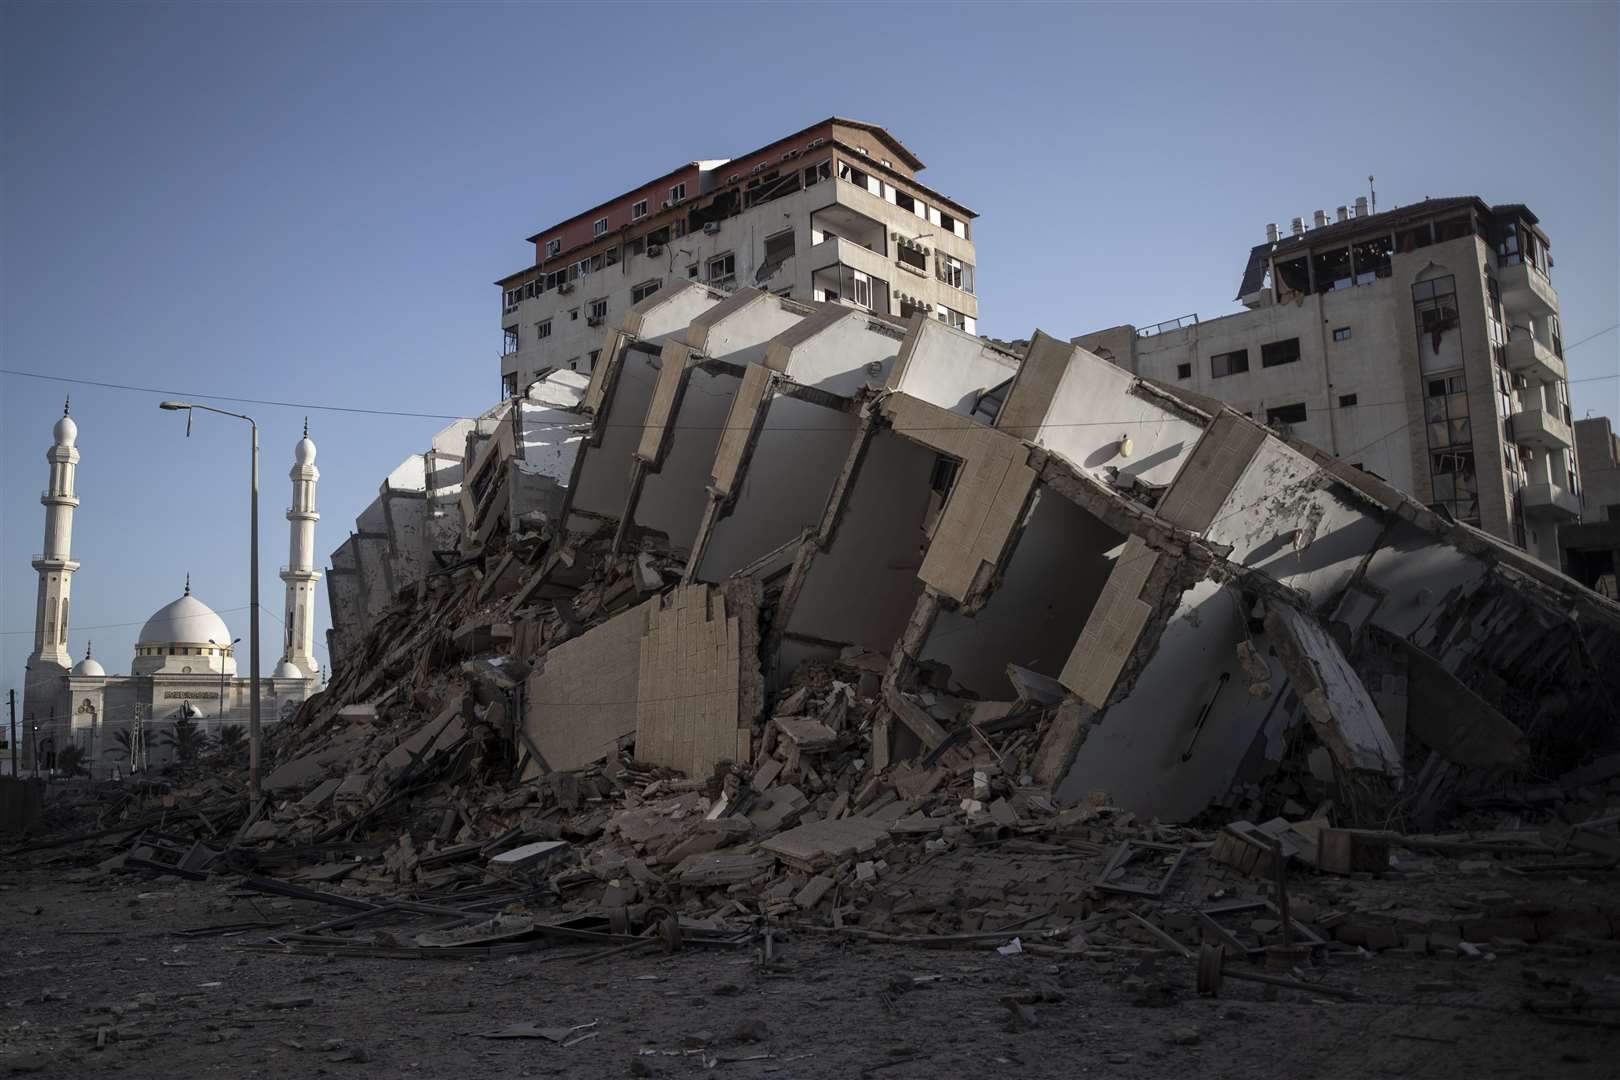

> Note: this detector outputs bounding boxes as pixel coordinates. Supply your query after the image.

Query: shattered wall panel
[1265,602,1401,776]
[635,583,757,778]
[523,599,655,773]
[1059,534,1160,706]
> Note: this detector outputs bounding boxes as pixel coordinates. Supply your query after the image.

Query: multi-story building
[1075,196,1580,566]
[495,118,978,396]
[1561,417,1620,595]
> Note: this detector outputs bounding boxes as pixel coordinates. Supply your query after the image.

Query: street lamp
[208,637,242,723]
[160,401,262,797]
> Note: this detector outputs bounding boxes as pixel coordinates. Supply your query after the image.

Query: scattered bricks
[855,861,878,884]
[1459,917,1538,944]
[795,874,835,909]
[1318,828,1390,875]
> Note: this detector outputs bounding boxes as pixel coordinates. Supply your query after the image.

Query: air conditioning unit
[751,162,767,175]
[558,282,575,294]
[647,244,663,256]
[727,173,740,184]
[661,199,673,210]
[807,137,825,149]
[703,221,722,235]
[587,317,604,327]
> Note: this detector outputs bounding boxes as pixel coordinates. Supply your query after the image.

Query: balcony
[1510,406,1573,451]
[1498,261,1558,317]
[1522,481,1580,521]
[1505,334,1566,384]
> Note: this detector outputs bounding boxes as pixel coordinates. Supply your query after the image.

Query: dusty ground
[2,868,1616,1079]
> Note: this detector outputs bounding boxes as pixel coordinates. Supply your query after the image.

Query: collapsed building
[317,280,1620,826]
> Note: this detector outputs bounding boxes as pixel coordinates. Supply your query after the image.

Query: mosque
[19,402,324,774]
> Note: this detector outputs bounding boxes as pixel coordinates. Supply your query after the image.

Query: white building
[1075,196,1580,566]
[18,405,324,775]
[495,118,980,398]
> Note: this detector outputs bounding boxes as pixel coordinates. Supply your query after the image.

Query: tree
[160,716,204,764]
[214,723,246,764]
[56,744,88,777]
[106,727,132,759]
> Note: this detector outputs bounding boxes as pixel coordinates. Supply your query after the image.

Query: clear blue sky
[4,1,1617,702]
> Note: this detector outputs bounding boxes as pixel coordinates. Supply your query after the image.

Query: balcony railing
[1137,314,1199,338]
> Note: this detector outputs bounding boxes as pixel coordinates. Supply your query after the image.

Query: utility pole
[7,689,15,779]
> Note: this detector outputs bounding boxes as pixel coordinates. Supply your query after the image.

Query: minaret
[24,399,82,735]
[277,419,321,680]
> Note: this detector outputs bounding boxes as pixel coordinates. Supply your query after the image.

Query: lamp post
[160,401,261,797]
[208,637,242,726]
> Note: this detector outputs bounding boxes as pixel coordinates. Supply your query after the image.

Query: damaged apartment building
[321,276,1620,825]
[1075,197,1583,568]
[494,118,979,396]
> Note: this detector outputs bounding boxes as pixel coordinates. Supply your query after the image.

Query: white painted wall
[891,319,1019,416]
[633,366,739,555]
[780,316,904,398]
[566,352,659,535]
[1037,352,1204,487]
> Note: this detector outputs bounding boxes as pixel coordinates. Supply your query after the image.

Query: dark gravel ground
[2,868,1617,1079]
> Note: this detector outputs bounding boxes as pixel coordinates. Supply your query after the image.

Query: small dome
[294,436,317,465]
[54,413,78,448]
[137,591,232,647]
[272,659,303,679]
[72,643,105,677]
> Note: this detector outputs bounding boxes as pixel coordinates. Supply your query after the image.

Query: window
[1332,326,1352,342]
[588,348,601,370]
[569,307,579,321]
[803,159,832,186]
[503,287,522,311]
[1312,246,1353,293]
[523,280,537,300]
[851,270,872,308]
[668,182,686,202]
[687,263,698,278]
[1176,362,1192,380]
[1266,402,1307,426]
[935,255,974,293]
[588,298,607,323]
[631,199,648,221]
[1425,372,1472,453]
[1211,348,1249,378]
[1339,393,1358,407]
[502,326,519,356]
[894,191,919,215]
[939,211,967,239]
[544,238,561,259]
[567,356,580,371]
[1351,236,1393,284]
[673,219,687,239]
[592,217,609,237]
[1261,337,1301,368]
[631,279,661,304]
[1412,275,1459,356]
[937,306,967,331]
[501,373,518,399]
[707,252,735,287]
[762,229,796,271]
[535,319,552,340]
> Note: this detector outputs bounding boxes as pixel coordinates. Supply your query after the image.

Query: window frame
[631,199,648,221]
[1210,348,1250,378]
[592,217,609,238]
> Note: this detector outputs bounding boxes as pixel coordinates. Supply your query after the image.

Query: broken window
[631,199,648,221]
[1433,215,1472,242]
[803,159,832,186]
[937,306,967,331]
[1339,393,1358,407]
[1312,246,1353,293]
[1274,254,1310,302]
[687,263,698,278]
[588,298,608,323]
[1429,448,1479,524]
[1351,235,1393,284]
[1332,326,1352,342]
[1412,274,1459,356]
[1395,222,1432,253]
[896,240,927,272]
[592,217,608,237]
[761,230,796,275]
[544,238,561,258]
[669,182,687,202]
[1210,348,1249,378]
[502,326,519,355]
[535,319,552,340]
[935,255,973,293]
[1424,372,1471,451]
[631,279,661,304]
[1260,338,1301,368]
[929,456,960,497]
[1265,402,1307,427]
[939,211,967,239]
[707,252,735,288]
[1176,362,1192,380]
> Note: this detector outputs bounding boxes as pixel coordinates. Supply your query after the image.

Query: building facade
[1075,197,1580,566]
[495,118,979,397]
[19,408,324,776]
[1561,417,1620,595]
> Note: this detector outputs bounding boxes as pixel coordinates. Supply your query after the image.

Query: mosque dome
[272,659,303,679]
[54,413,77,448]
[295,435,317,466]
[137,588,232,648]
[72,643,105,677]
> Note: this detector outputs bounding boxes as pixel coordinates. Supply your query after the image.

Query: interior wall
[920,490,1124,697]
[633,366,740,554]
[785,431,938,653]
[566,351,660,533]
[696,395,857,582]
[1056,578,1284,819]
